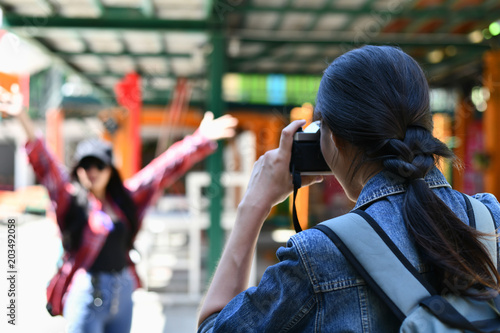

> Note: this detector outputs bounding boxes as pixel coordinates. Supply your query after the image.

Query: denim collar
[353,166,451,210]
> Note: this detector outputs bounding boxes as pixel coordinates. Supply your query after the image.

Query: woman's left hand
[198,111,238,141]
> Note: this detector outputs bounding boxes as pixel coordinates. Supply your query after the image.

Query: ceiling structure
[0,0,499,107]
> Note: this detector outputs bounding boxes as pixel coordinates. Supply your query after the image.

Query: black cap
[73,138,113,167]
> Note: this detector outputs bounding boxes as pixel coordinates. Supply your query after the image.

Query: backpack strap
[315,211,435,320]
[463,194,497,270]
[315,197,499,331]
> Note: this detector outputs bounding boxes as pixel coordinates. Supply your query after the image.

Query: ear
[331,132,346,150]
[331,133,358,159]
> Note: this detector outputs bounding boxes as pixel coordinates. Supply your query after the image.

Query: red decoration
[115,72,142,174]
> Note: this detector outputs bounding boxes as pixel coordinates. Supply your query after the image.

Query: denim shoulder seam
[318,277,366,292]
[314,292,322,333]
[357,285,371,333]
[354,182,451,210]
[290,235,321,292]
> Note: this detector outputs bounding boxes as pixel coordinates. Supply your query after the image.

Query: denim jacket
[198,167,500,333]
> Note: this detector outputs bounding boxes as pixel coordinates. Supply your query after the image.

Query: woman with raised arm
[1,102,237,333]
[198,45,500,332]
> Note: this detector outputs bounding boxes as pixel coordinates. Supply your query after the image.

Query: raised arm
[125,111,237,220]
[0,96,72,228]
[198,120,323,326]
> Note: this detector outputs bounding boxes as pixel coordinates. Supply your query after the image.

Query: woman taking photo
[1,103,237,333]
[198,45,500,332]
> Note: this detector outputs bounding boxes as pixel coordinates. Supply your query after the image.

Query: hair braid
[381,127,498,295]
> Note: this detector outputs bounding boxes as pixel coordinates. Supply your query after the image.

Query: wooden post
[45,108,64,163]
[452,96,474,193]
[483,51,500,198]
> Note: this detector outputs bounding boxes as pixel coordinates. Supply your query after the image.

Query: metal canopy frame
[1,0,499,106]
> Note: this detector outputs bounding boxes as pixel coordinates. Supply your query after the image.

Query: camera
[289,121,332,175]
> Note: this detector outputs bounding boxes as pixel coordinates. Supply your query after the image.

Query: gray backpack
[315,194,500,332]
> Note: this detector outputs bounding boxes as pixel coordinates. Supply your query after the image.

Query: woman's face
[320,121,363,202]
[76,157,112,195]
[320,120,338,174]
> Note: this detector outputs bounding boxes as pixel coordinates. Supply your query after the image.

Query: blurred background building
[0,0,500,332]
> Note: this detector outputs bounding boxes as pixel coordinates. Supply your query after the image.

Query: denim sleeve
[198,239,318,333]
[198,312,220,333]
[473,192,500,268]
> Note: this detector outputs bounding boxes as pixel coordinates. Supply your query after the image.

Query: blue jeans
[63,269,134,333]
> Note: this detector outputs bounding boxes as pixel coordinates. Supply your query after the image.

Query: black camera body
[289,122,332,175]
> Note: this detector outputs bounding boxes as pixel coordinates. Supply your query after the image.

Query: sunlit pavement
[0,215,199,333]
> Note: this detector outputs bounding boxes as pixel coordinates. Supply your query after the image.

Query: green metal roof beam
[87,73,204,79]
[229,49,485,77]
[3,14,211,31]
[97,87,205,104]
[235,34,492,48]
[57,51,192,58]
[102,7,151,18]
[143,98,204,107]
[233,5,500,19]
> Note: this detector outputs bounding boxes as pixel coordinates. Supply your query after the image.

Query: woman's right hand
[0,91,36,141]
[0,87,24,117]
[199,120,323,325]
[240,120,323,216]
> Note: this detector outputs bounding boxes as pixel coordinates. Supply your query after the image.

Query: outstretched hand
[0,86,24,117]
[0,90,35,140]
[198,111,238,141]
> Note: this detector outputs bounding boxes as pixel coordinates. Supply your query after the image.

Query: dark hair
[316,45,499,296]
[106,167,139,247]
[69,164,139,249]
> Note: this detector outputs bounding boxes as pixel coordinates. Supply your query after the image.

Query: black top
[89,220,129,273]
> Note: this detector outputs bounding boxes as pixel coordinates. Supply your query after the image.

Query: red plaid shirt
[26,130,217,315]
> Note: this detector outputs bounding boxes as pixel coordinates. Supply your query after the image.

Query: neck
[358,163,384,187]
[342,162,383,203]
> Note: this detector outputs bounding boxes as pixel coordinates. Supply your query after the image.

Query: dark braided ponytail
[316,45,500,296]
